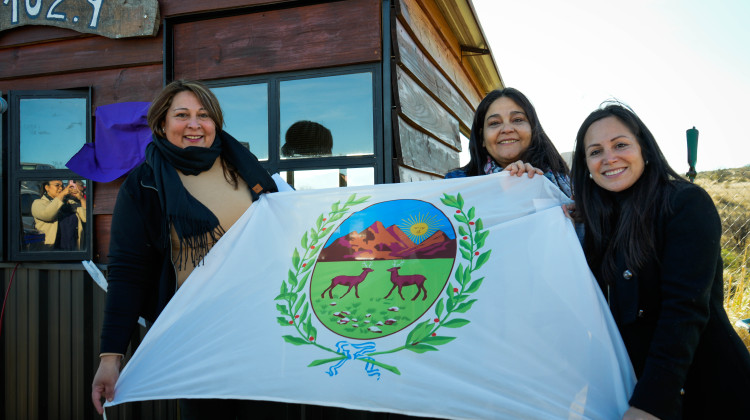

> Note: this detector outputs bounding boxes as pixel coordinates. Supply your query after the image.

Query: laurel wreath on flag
[275,192,491,377]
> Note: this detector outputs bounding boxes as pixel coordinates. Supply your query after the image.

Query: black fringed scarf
[145,130,277,269]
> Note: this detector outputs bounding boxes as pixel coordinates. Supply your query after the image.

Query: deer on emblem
[321,262,374,299]
[384,262,428,301]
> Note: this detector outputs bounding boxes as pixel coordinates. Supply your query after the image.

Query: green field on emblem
[311,259,454,339]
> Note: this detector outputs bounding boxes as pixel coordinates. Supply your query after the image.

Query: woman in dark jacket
[90,80,283,418]
[571,103,750,420]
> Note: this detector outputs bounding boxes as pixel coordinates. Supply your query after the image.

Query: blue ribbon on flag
[327,341,380,380]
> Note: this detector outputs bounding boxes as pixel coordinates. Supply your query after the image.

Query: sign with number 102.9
[0,0,159,39]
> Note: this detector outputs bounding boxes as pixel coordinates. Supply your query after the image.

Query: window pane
[341,167,374,187]
[20,98,87,169]
[212,84,269,160]
[459,132,471,167]
[20,179,88,251]
[280,72,373,159]
[280,167,374,190]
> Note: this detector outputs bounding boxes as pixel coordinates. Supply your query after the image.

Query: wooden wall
[0,0,381,265]
[173,0,381,81]
[0,1,382,418]
[0,264,176,420]
[391,0,485,182]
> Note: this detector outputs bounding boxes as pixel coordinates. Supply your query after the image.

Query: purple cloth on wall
[66,102,152,182]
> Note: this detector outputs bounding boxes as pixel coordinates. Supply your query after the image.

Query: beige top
[171,158,254,288]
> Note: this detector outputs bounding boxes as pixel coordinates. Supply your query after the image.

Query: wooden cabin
[0,1,501,418]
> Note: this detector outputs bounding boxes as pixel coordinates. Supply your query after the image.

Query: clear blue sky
[473,0,750,171]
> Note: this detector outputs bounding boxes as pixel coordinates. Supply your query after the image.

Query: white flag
[107,173,635,419]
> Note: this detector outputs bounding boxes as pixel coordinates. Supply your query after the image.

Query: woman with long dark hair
[572,103,750,419]
[446,87,571,196]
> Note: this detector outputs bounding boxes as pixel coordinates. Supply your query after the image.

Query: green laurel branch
[275,194,372,355]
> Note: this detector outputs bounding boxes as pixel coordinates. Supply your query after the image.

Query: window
[6,89,92,261]
[210,65,382,189]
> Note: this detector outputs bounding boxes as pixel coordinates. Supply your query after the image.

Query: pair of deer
[321,264,427,301]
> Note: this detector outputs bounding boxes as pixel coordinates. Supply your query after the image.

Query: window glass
[212,83,269,159]
[459,132,471,167]
[281,167,374,190]
[20,179,88,252]
[280,72,373,159]
[20,98,87,169]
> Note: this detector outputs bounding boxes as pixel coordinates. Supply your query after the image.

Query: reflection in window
[212,84,269,159]
[20,98,87,169]
[281,167,374,190]
[280,73,373,159]
[20,179,87,251]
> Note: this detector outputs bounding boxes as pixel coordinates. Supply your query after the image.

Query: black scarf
[145,130,277,269]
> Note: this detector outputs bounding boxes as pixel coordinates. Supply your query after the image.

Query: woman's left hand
[562,203,576,223]
[504,160,544,177]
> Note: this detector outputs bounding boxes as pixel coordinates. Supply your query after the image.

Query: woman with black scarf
[91,80,287,418]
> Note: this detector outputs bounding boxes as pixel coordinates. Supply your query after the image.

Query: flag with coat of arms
[105,172,636,419]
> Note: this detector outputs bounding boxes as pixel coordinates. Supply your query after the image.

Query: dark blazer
[599,181,750,420]
[99,162,178,355]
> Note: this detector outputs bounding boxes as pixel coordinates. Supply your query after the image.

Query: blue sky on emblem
[326,200,455,245]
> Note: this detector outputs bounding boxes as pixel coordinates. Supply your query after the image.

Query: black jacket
[100,162,178,354]
[599,181,750,420]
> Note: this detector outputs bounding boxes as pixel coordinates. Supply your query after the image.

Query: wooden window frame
[5,88,93,262]
[206,63,385,185]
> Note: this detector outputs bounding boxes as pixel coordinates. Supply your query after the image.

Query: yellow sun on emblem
[410,222,429,236]
[399,212,443,245]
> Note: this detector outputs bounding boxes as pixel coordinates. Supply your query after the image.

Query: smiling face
[482,97,532,168]
[583,116,645,192]
[161,91,216,149]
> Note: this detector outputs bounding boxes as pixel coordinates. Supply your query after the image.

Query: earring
[589,173,593,179]
[646,160,649,165]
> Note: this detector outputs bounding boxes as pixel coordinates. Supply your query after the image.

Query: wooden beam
[396,67,460,150]
[396,0,482,106]
[0,36,162,80]
[395,19,473,131]
[397,117,459,176]
[0,65,163,109]
[173,0,381,80]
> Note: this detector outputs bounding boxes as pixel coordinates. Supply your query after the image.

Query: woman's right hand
[503,160,544,177]
[91,355,122,415]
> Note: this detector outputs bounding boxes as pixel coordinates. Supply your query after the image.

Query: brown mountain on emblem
[318,221,456,261]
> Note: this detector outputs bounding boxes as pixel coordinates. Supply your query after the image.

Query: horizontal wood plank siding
[161,0,291,16]
[0,25,85,48]
[391,0,488,182]
[396,68,460,150]
[173,0,381,81]
[396,0,482,107]
[0,36,163,80]
[397,165,442,182]
[0,65,163,110]
[395,20,473,130]
[397,117,459,176]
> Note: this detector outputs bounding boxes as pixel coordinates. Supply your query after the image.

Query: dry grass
[724,243,750,352]
[696,167,750,352]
